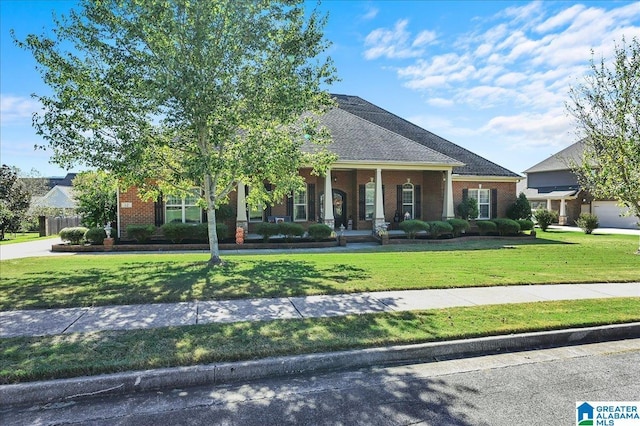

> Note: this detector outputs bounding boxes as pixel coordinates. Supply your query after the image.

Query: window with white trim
[402,182,414,219]
[469,188,490,219]
[365,181,375,220]
[165,189,201,223]
[293,186,307,221]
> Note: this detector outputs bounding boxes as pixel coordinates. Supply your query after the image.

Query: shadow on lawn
[0,259,371,310]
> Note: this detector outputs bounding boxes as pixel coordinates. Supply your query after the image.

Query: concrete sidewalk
[2,282,638,338]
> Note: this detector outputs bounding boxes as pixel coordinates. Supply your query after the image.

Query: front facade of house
[522,140,638,228]
[117,95,521,238]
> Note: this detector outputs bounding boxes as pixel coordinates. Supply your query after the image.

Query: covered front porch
[234,165,459,233]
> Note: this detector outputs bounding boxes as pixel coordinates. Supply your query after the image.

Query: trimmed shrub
[308,223,333,241]
[427,221,454,239]
[278,222,305,242]
[456,197,479,220]
[576,213,599,234]
[59,226,89,245]
[399,219,430,239]
[476,220,497,236]
[447,219,470,237]
[84,227,107,245]
[256,222,280,242]
[190,223,229,242]
[492,218,521,236]
[125,224,155,243]
[161,223,192,243]
[516,219,534,231]
[506,192,532,220]
[533,209,558,232]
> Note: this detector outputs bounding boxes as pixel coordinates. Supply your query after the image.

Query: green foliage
[307,223,332,241]
[567,37,640,226]
[576,213,599,234]
[447,219,470,237]
[84,227,107,245]
[457,197,479,220]
[399,219,430,239]
[506,192,532,220]
[256,222,281,242]
[492,218,521,236]
[161,223,192,244]
[72,171,117,228]
[59,226,89,245]
[533,209,558,232]
[427,221,454,239]
[0,165,30,240]
[160,223,228,243]
[15,0,338,264]
[476,220,497,236]
[516,220,534,231]
[278,222,305,242]
[215,205,234,222]
[126,225,156,243]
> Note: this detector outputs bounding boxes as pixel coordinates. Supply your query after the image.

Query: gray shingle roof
[332,94,520,177]
[524,140,585,173]
[316,108,463,166]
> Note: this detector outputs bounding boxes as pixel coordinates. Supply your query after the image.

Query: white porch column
[374,168,386,229]
[559,198,567,225]
[442,169,455,220]
[236,182,248,232]
[323,169,335,228]
[546,199,552,210]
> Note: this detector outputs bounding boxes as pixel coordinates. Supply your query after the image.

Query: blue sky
[2,1,639,178]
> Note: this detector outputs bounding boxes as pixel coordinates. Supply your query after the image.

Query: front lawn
[2,298,639,384]
[1,231,638,310]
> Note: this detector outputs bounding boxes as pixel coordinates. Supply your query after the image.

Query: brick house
[117,94,521,237]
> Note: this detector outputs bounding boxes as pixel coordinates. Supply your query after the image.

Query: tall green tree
[16,0,337,264]
[0,165,30,240]
[73,171,118,228]
[567,37,640,228]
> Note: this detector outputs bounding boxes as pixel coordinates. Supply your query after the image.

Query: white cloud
[535,4,585,33]
[362,5,378,20]
[425,98,454,108]
[363,19,436,60]
[0,94,40,126]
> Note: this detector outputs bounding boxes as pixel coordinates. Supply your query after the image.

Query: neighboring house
[521,140,637,228]
[117,94,521,238]
[30,185,77,212]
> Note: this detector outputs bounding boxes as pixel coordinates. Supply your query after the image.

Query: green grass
[0,232,55,245]
[1,231,638,310]
[1,298,638,384]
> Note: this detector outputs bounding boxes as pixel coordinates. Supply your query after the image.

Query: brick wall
[452,180,517,218]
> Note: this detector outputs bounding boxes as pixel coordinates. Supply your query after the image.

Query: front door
[332,189,346,228]
[320,189,347,229]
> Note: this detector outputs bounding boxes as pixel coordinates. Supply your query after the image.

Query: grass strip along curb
[2,298,639,385]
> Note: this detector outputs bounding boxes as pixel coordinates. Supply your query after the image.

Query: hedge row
[397,218,532,239]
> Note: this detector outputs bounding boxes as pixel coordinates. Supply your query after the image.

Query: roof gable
[524,140,585,174]
[332,94,520,177]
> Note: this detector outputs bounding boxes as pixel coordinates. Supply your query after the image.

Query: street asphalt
[1,227,639,408]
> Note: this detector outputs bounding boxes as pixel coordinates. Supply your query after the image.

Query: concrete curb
[2,322,639,408]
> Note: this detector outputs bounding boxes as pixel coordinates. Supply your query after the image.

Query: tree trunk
[204,172,222,266]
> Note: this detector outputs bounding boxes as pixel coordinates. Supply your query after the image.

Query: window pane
[402,191,413,204]
[249,205,263,222]
[166,195,181,206]
[294,205,307,221]
[165,206,182,223]
[479,189,489,203]
[184,206,201,223]
[365,205,374,219]
[294,192,306,204]
[479,205,490,218]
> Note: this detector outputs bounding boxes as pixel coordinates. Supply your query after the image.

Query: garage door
[592,201,638,229]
